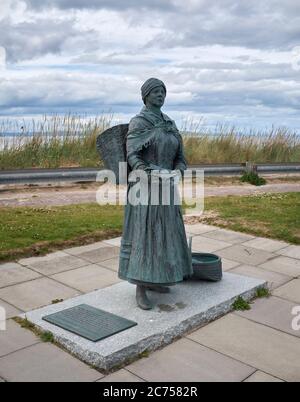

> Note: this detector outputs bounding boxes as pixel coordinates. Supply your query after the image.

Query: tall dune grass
[183,125,300,164]
[0,114,112,169]
[0,115,299,169]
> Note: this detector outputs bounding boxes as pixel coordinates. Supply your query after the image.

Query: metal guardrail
[0,163,299,184]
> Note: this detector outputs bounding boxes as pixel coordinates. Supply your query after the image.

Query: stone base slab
[22,273,266,371]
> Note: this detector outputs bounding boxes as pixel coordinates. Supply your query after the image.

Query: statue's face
[145,86,166,108]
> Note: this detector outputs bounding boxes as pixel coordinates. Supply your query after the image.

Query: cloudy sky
[1,0,300,131]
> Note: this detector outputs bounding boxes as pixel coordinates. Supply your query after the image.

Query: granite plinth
[21,273,266,371]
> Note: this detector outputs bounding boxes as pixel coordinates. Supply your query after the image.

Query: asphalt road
[1,163,300,184]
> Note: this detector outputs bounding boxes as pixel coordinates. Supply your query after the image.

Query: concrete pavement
[0,223,299,382]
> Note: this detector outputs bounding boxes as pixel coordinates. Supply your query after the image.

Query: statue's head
[141,78,166,108]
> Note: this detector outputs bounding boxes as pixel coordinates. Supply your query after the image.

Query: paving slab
[0,320,39,357]
[102,237,122,247]
[51,264,121,293]
[18,251,89,276]
[98,257,119,272]
[220,258,241,272]
[241,237,288,253]
[187,314,300,382]
[0,342,103,382]
[22,273,265,371]
[127,338,255,382]
[259,256,300,278]
[229,264,292,290]
[98,369,144,382]
[191,235,232,253]
[0,277,80,311]
[18,251,68,266]
[276,245,300,259]
[0,263,40,288]
[244,371,284,382]
[217,244,274,266]
[272,279,300,304]
[184,223,218,235]
[63,241,115,256]
[0,299,22,319]
[235,296,300,338]
[64,244,120,264]
[202,229,254,244]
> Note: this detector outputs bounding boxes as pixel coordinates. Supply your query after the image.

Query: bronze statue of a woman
[118,78,193,310]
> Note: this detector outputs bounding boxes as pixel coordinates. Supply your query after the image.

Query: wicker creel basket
[188,237,223,282]
[96,124,129,184]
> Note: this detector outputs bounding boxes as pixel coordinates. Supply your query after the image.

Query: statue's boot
[145,285,170,293]
[136,285,153,310]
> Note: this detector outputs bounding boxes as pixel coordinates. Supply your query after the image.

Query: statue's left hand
[171,169,183,178]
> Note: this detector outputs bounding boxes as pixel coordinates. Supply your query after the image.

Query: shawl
[126,106,182,158]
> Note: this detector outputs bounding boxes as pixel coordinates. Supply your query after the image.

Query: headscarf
[141,78,167,104]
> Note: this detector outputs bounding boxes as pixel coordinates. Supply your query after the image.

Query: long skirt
[118,174,193,285]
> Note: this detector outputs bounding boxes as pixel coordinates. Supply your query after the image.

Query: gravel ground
[0,177,299,207]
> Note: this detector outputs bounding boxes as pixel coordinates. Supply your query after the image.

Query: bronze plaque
[43,304,137,342]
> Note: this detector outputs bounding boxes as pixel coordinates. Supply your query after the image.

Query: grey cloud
[1,67,299,118]
[0,17,96,63]
[1,0,300,130]
[71,53,148,65]
[192,88,300,111]
[146,17,300,51]
[25,0,175,11]
[0,71,140,116]
[174,61,300,82]
[139,1,300,50]
[4,0,300,64]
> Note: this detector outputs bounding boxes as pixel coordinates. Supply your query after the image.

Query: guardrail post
[245,161,257,174]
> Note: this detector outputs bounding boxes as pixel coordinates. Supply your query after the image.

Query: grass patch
[52,299,64,304]
[40,331,55,343]
[0,203,123,262]
[1,192,299,263]
[232,296,251,311]
[14,316,35,330]
[199,192,300,245]
[256,287,271,298]
[240,172,267,186]
[139,350,150,359]
[13,317,54,343]
[232,288,270,311]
